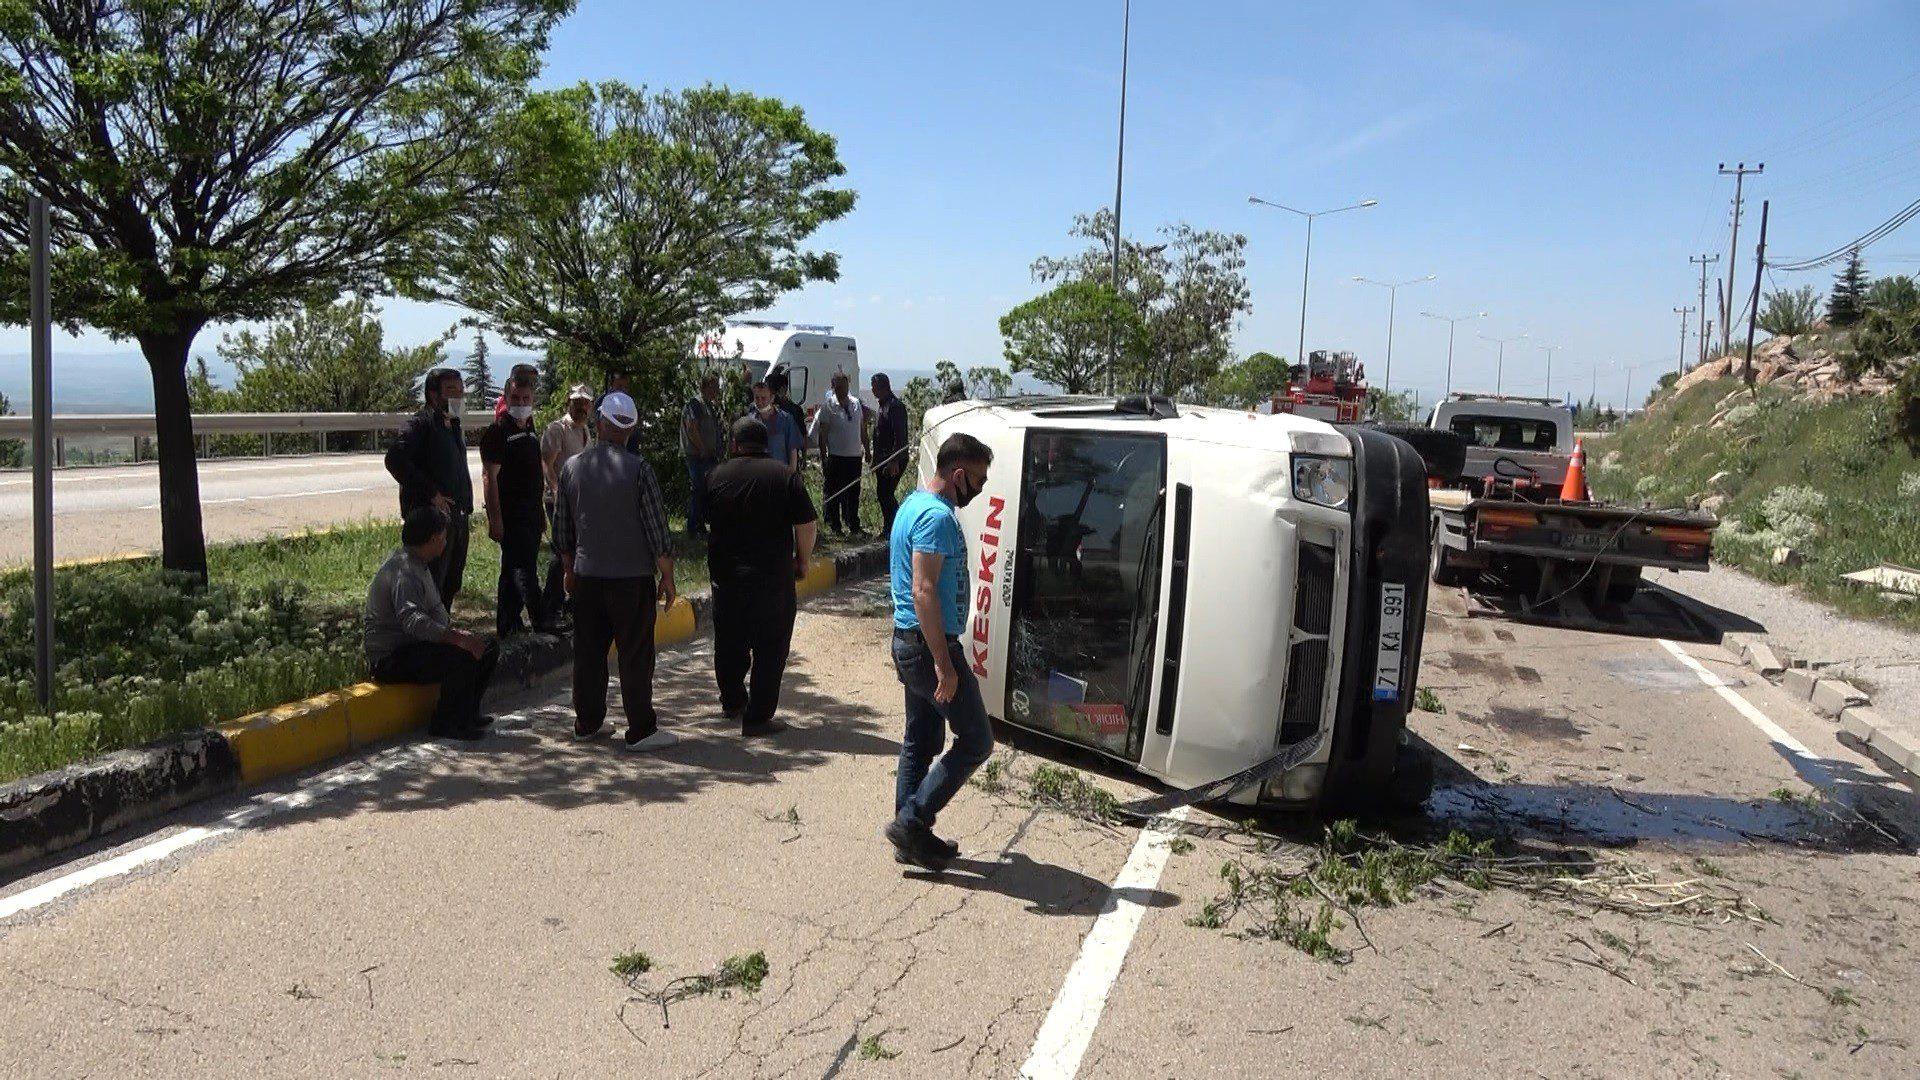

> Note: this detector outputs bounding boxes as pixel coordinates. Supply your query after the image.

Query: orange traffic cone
[1560,438,1590,502]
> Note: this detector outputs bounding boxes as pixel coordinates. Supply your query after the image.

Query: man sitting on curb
[364,506,501,741]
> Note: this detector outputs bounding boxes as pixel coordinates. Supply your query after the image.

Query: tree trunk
[140,327,209,584]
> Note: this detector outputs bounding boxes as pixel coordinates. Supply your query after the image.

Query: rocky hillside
[1671,331,1912,403]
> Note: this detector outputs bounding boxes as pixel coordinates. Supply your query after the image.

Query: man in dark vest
[385,368,475,605]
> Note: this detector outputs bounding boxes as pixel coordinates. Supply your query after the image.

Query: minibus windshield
[1005,429,1167,760]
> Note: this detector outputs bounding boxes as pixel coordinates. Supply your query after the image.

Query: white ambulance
[920,394,1436,812]
[694,320,861,404]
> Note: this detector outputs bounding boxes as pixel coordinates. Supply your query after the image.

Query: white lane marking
[1020,805,1190,1080]
[1657,638,1839,787]
[0,739,451,923]
[135,485,374,510]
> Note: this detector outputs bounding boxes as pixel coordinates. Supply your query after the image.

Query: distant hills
[0,349,1030,413]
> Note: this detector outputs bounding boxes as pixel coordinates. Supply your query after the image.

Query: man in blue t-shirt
[883,431,996,871]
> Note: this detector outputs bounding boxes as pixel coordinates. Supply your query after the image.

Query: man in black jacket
[706,416,818,736]
[385,368,475,605]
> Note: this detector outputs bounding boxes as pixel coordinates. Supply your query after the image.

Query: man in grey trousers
[552,391,679,751]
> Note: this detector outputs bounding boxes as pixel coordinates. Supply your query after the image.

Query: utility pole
[1624,365,1634,414]
[1743,200,1770,392]
[1689,253,1720,367]
[1673,306,1694,382]
[1718,161,1764,358]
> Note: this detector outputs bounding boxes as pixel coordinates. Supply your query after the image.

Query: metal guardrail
[0,410,493,437]
[0,411,495,467]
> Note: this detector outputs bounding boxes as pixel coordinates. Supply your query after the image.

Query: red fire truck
[1263,350,1370,423]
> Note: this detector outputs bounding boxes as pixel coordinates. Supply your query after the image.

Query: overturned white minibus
[919,394,1434,811]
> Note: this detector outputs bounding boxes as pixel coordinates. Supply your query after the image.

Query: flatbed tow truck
[1414,394,1720,628]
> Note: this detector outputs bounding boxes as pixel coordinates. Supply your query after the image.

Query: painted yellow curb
[795,559,838,600]
[342,681,438,747]
[219,691,351,785]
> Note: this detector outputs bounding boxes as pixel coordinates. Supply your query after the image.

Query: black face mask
[952,470,980,508]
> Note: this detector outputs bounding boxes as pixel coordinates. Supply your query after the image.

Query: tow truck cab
[924,395,1433,809]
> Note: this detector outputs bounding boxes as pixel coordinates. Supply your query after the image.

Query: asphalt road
[0,452,481,568]
[2,582,1916,1077]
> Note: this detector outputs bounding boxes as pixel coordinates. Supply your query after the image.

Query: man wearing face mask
[480,377,549,636]
[882,432,996,872]
[386,368,476,606]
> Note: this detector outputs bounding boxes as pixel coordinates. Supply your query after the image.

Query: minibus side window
[1005,430,1167,761]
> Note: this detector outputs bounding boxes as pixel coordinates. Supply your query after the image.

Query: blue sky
[9,0,1920,409]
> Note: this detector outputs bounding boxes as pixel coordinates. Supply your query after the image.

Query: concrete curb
[0,542,891,874]
[0,731,239,872]
[1720,629,1920,789]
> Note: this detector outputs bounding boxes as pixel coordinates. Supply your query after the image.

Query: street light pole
[1248,195,1377,363]
[1420,310,1486,398]
[1479,330,1528,397]
[1107,0,1131,382]
[1536,342,1558,399]
[1353,274,1434,394]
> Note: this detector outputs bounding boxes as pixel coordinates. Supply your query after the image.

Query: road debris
[615,950,770,1031]
[1186,820,1765,963]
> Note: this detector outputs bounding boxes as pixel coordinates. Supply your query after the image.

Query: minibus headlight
[1292,455,1352,510]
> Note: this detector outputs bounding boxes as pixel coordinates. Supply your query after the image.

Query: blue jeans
[892,630,995,830]
[686,457,716,536]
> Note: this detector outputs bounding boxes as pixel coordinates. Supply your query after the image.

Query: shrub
[1896,362,1920,456]
[0,570,363,783]
[1901,473,1920,499]
[1740,485,1827,551]
[1757,285,1820,336]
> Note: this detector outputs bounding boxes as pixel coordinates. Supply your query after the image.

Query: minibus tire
[1370,423,1467,481]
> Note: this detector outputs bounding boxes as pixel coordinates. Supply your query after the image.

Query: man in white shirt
[807,371,868,537]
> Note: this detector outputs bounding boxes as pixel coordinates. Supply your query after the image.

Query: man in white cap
[541,383,595,621]
[552,390,679,751]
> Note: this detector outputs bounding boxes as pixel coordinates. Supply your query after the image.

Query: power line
[1758,69,1920,160]
[1769,196,1920,271]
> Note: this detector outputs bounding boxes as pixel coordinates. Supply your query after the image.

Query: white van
[921,394,1435,811]
[695,320,861,405]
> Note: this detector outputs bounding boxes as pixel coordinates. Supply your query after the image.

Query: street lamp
[1419,310,1486,398]
[1248,195,1378,365]
[1535,341,1559,399]
[1352,274,1434,394]
[1478,330,1529,397]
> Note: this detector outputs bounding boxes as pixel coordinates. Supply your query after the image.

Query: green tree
[998,279,1149,394]
[406,81,854,502]
[901,375,939,444]
[464,333,498,411]
[1829,250,1869,327]
[1865,274,1920,315]
[965,365,1013,399]
[1367,388,1418,422]
[1031,209,1251,398]
[1203,350,1291,408]
[0,391,20,468]
[216,299,445,427]
[0,0,569,580]
[1757,285,1821,336]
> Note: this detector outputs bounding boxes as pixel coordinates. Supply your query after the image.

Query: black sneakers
[883,819,956,871]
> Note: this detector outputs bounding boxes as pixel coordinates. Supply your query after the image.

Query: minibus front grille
[1280,542,1338,744]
